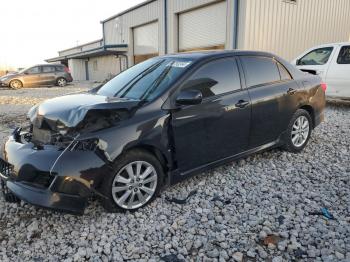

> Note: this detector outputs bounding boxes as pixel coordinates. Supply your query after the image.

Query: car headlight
[0,77,8,81]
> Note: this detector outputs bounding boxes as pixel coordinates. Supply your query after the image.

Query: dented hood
[28,93,140,129]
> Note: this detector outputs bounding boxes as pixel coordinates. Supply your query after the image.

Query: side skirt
[169,139,282,185]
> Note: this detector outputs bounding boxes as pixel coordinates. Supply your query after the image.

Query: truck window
[337,46,350,64]
[297,47,333,65]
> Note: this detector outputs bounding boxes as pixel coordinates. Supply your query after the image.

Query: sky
[0,0,144,69]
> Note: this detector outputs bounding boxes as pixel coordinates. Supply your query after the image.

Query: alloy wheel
[291,115,310,147]
[112,161,158,209]
[10,80,22,89]
[57,78,67,87]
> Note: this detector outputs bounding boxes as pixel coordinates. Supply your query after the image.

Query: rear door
[325,45,350,98]
[239,56,300,148]
[172,57,251,172]
[41,65,57,85]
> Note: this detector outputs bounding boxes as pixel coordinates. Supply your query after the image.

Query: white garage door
[133,21,159,64]
[179,1,227,52]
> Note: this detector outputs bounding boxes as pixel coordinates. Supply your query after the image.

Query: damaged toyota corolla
[0,51,325,214]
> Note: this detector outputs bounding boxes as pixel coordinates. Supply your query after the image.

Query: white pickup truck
[292,42,350,99]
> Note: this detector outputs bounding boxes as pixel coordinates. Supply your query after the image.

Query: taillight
[64,67,71,73]
[321,82,327,92]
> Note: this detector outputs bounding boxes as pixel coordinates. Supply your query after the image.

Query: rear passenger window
[182,58,241,98]
[42,66,55,73]
[277,63,292,80]
[241,57,281,87]
[337,46,350,64]
[55,66,64,72]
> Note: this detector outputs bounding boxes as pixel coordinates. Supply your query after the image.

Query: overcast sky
[0,0,144,69]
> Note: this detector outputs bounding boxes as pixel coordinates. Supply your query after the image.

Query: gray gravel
[0,86,349,261]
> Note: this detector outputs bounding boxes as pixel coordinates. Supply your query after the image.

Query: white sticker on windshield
[167,61,192,68]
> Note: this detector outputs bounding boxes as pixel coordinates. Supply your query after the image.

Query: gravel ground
[0,86,349,262]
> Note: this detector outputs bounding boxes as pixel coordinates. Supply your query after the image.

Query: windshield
[97,58,193,101]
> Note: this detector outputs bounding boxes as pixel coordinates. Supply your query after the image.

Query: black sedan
[0,51,325,214]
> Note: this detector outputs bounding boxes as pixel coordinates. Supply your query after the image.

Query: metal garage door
[179,1,227,52]
[133,21,159,64]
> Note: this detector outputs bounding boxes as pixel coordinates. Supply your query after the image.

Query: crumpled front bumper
[1,133,112,214]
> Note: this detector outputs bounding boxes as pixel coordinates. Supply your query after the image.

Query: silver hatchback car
[0,64,73,89]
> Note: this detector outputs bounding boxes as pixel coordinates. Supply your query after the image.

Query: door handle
[287,88,297,95]
[235,100,250,108]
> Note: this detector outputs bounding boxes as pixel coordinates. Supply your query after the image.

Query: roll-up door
[133,21,159,64]
[178,1,227,52]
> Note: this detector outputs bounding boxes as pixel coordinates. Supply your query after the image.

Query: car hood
[0,73,18,80]
[28,93,141,131]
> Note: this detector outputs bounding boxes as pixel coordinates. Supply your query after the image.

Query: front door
[295,46,335,81]
[326,45,350,98]
[22,66,41,86]
[171,57,251,172]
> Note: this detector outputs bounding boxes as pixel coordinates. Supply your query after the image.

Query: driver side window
[182,58,241,99]
[298,47,334,66]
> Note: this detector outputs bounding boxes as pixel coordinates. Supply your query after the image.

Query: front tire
[9,79,23,89]
[283,109,312,153]
[100,149,164,212]
[56,77,67,87]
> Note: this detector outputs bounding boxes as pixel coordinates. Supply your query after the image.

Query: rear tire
[56,77,67,87]
[9,79,23,89]
[283,109,312,153]
[100,149,164,212]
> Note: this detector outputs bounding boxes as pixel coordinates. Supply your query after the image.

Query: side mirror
[23,71,29,75]
[176,89,202,106]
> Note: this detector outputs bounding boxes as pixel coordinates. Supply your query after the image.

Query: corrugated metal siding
[68,59,86,81]
[81,40,103,51]
[59,40,103,57]
[88,55,121,82]
[103,0,164,65]
[240,0,350,61]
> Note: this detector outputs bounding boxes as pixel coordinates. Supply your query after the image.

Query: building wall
[68,59,86,81]
[103,0,165,66]
[59,40,103,57]
[239,0,350,61]
[88,55,121,82]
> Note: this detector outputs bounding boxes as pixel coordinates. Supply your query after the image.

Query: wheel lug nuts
[134,188,138,192]
[139,183,142,187]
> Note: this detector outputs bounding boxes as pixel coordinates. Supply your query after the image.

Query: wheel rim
[58,79,66,86]
[112,161,157,209]
[291,116,310,147]
[11,80,21,88]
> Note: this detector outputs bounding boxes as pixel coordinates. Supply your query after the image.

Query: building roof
[58,39,103,53]
[46,44,128,63]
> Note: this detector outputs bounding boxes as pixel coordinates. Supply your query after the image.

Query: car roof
[32,64,64,67]
[162,50,276,61]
